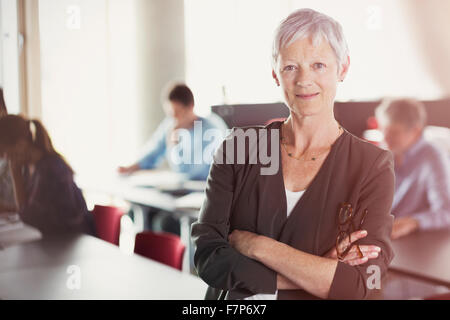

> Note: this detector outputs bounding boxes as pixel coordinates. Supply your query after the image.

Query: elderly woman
[191,9,395,300]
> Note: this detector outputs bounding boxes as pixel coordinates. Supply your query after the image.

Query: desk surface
[0,234,207,299]
[77,170,206,274]
[77,170,206,215]
[0,224,42,248]
[391,229,450,286]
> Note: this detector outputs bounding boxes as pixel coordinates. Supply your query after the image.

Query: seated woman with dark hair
[0,114,95,236]
[0,88,17,213]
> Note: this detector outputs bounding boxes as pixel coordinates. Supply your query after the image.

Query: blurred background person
[376,98,450,239]
[118,83,226,235]
[118,82,226,181]
[0,88,17,213]
[0,115,95,236]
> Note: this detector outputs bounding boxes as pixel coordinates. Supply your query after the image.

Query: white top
[285,188,306,217]
[244,188,305,300]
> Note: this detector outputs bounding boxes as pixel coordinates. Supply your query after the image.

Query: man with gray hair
[376,98,450,239]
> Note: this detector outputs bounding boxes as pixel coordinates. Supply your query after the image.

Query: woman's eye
[314,63,325,69]
[283,65,296,72]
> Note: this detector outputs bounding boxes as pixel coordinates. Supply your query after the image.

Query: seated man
[118,83,226,181]
[375,98,450,239]
[118,83,226,235]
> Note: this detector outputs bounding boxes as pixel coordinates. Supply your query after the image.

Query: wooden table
[390,229,450,287]
[0,233,207,299]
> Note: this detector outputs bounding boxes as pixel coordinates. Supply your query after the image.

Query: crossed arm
[228,229,380,299]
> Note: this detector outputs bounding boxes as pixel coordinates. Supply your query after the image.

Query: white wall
[37,0,185,179]
[134,0,185,145]
[0,0,21,113]
[0,1,3,87]
[298,0,443,101]
[39,0,112,177]
[184,0,445,115]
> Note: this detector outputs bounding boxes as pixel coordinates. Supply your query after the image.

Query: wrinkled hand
[325,230,381,266]
[391,217,419,240]
[228,229,262,259]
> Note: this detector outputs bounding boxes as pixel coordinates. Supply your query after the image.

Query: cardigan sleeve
[328,150,395,299]
[191,131,278,294]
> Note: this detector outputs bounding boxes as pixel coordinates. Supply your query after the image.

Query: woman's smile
[296,92,319,100]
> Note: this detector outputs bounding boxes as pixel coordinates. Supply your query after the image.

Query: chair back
[134,231,185,271]
[92,205,124,245]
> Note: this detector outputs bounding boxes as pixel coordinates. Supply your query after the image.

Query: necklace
[280,124,343,161]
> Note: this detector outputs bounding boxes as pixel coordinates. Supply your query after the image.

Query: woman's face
[163,100,192,122]
[273,36,349,118]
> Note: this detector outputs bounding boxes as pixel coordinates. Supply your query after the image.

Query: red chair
[91,205,124,246]
[134,231,186,271]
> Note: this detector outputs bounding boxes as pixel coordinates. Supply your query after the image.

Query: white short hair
[272,8,349,71]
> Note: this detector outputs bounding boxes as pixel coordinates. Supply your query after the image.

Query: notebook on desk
[175,192,206,210]
[0,212,23,233]
[123,170,186,188]
[124,170,207,195]
[0,213,42,248]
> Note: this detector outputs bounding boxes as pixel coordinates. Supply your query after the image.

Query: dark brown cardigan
[191,120,395,300]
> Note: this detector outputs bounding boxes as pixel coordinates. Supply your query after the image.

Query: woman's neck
[282,113,341,152]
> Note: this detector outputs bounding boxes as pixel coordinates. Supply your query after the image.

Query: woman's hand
[228,229,263,259]
[325,230,381,266]
[117,163,140,175]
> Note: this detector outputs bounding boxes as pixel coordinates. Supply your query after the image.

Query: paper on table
[123,170,186,188]
[0,224,42,248]
[0,213,24,234]
[0,221,24,233]
[182,180,207,192]
[175,192,206,210]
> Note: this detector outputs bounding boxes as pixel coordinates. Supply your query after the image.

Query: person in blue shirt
[118,83,227,181]
[376,98,450,239]
[118,83,227,236]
